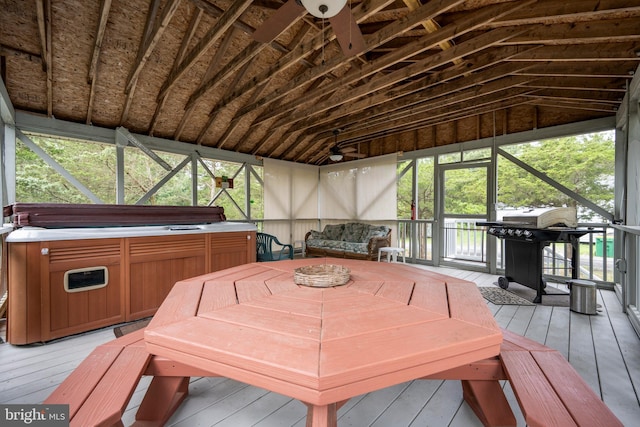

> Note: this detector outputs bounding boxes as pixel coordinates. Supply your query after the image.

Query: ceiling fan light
[301,0,347,18]
[329,153,343,161]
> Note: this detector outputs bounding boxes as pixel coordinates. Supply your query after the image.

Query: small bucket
[569,280,597,315]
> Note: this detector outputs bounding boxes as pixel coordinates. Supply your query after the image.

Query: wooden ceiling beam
[216,26,316,151]
[515,62,638,78]
[312,93,534,159]
[522,91,622,105]
[339,75,624,143]
[526,99,618,113]
[345,77,536,134]
[35,0,48,72]
[271,24,528,133]
[402,0,461,66]
[157,0,253,100]
[509,42,640,61]
[173,24,237,141]
[522,77,627,92]
[191,27,245,144]
[508,18,640,46]
[296,49,538,135]
[303,79,535,158]
[213,0,433,119]
[125,0,181,93]
[321,97,532,161]
[86,0,112,125]
[35,0,52,115]
[254,0,533,127]
[150,4,204,136]
[120,0,162,124]
[488,0,640,27]
[195,25,318,148]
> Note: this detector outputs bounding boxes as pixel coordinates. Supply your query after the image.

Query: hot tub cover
[3,203,226,228]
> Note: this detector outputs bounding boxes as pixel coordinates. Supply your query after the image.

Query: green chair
[256,232,294,262]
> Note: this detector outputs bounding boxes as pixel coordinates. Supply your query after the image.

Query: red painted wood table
[144,258,503,426]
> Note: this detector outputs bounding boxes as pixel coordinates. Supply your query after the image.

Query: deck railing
[245,219,615,285]
[396,219,615,285]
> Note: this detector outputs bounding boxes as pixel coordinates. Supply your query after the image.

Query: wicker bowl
[294,264,351,287]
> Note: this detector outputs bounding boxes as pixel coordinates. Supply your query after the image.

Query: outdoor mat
[479,287,535,306]
[480,282,570,307]
[113,318,151,337]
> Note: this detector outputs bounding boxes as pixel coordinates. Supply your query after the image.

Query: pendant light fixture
[329,129,344,161]
[300,0,347,18]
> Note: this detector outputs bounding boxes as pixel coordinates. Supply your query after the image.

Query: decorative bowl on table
[294,264,351,287]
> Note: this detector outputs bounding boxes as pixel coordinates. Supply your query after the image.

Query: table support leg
[305,403,338,427]
[134,376,190,426]
[461,380,516,427]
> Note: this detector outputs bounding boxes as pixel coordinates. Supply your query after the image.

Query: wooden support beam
[86,0,113,125]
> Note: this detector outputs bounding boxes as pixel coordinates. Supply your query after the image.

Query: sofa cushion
[343,241,368,254]
[323,224,345,241]
[365,225,390,240]
[342,222,368,242]
[308,230,325,240]
[305,239,369,255]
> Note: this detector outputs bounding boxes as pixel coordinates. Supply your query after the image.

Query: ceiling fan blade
[328,6,366,57]
[340,147,356,153]
[253,0,307,43]
[343,152,366,158]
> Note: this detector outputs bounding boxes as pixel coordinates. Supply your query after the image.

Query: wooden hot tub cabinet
[7,224,256,344]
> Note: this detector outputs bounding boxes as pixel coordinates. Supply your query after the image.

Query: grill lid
[501,207,577,229]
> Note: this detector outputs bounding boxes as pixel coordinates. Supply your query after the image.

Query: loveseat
[304,222,392,260]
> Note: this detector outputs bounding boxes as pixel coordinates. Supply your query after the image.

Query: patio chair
[257,232,294,262]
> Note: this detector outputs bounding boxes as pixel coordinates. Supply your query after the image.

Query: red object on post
[411,200,416,220]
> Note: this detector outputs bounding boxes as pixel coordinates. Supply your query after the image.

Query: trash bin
[569,279,597,315]
[595,237,613,257]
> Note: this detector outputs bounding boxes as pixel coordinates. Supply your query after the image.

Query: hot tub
[6,221,257,344]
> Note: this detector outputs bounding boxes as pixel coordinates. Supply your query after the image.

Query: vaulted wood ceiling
[1,0,639,164]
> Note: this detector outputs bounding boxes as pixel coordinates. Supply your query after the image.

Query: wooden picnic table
[143,257,503,426]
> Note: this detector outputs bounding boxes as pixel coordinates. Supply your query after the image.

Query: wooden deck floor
[1,264,639,426]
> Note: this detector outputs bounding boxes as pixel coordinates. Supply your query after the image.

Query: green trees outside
[15,135,263,220]
[17,137,117,204]
[398,158,435,219]
[15,131,614,222]
[498,132,614,220]
[397,131,615,220]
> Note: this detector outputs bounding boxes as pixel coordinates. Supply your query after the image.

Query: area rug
[479,287,535,306]
[113,318,151,337]
[479,281,570,307]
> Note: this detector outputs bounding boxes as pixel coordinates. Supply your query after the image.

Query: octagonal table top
[144,258,502,406]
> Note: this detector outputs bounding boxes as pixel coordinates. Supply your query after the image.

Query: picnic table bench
[43,328,210,427]
[496,329,623,427]
[431,328,623,427]
[44,260,623,427]
[45,326,622,426]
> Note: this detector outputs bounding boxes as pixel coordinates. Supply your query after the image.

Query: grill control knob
[507,229,515,236]
[523,230,533,238]
[515,229,523,237]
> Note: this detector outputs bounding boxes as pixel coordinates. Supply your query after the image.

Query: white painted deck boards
[1,264,639,426]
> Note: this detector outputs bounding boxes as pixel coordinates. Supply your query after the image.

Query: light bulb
[300,0,347,18]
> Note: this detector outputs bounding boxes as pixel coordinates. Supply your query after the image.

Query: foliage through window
[15,134,263,221]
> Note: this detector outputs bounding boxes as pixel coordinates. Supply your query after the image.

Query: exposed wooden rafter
[2,0,639,164]
[35,0,52,115]
[86,0,113,124]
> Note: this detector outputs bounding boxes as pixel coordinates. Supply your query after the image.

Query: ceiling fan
[328,130,366,161]
[329,145,366,161]
[253,0,366,57]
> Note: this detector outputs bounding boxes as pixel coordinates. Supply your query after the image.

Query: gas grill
[478,208,592,303]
